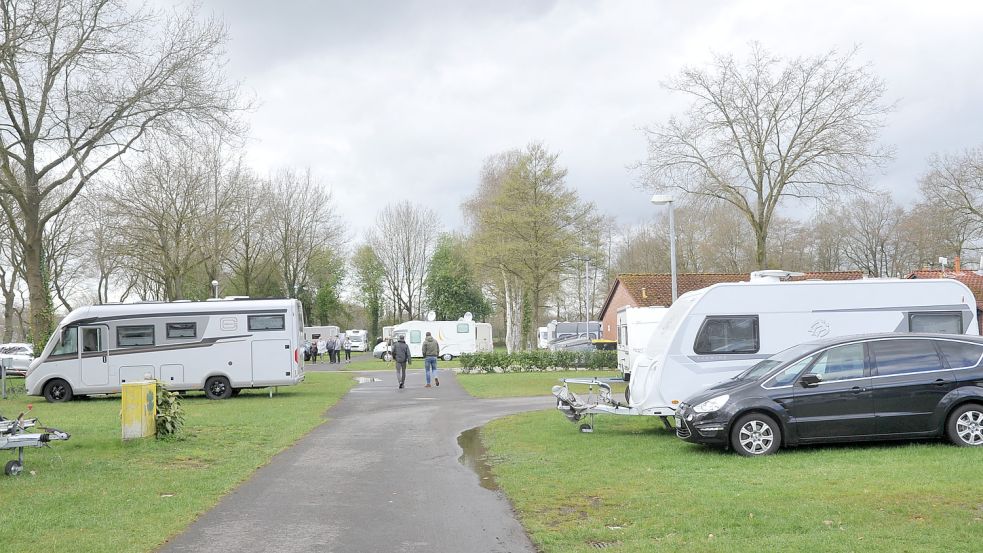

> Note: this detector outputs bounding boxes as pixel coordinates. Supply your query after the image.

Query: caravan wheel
[204,376,232,400]
[441,354,453,362]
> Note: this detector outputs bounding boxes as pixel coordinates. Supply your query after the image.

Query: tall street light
[650,194,677,303]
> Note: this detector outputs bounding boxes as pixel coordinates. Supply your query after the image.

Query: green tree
[352,244,385,343]
[308,250,346,325]
[465,142,600,351]
[424,236,490,321]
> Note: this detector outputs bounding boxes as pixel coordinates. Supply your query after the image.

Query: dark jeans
[345,348,351,361]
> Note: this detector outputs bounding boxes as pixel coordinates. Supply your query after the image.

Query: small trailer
[1,412,70,476]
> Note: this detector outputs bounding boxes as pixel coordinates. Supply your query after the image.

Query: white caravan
[26,299,306,402]
[616,306,668,381]
[346,329,368,352]
[555,272,979,430]
[304,325,339,342]
[392,317,492,360]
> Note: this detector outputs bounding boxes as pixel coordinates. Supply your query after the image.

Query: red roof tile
[906,270,983,308]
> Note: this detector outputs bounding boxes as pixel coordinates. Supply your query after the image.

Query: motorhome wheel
[204,376,232,400]
[441,354,453,361]
[4,460,23,476]
[43,379,73,403]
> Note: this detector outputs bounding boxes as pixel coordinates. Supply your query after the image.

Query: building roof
[599,271,865,318]
[906,270,983,310]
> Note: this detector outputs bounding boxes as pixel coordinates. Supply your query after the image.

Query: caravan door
[79,325,109,387]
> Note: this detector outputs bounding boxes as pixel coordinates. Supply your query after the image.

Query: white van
[346,329,368,352]
[392,316,491,360]
[554,272,979,429]
[628,274,980,417]
[616,306,667,381]
[26,299,306,402]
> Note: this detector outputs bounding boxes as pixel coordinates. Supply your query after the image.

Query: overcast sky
[165,0,983,241]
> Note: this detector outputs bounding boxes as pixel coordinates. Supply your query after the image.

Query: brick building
[598,271,864,341]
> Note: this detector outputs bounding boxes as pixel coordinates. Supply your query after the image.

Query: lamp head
[650,193,674,205]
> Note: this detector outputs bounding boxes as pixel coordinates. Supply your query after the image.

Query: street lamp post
[211,280,220,299]
[650,194,677,303]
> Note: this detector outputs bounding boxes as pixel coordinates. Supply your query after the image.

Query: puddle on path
[354,377,383,383]
[457,427,499,491]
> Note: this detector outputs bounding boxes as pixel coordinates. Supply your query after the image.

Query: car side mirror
[800,373,822,388]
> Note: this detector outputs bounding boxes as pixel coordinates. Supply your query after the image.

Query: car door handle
[934,378,947,386]
[851,386,867,393]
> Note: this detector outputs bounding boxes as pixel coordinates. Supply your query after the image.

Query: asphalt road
[160,367,552,553]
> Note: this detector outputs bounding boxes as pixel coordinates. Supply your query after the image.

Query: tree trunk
[22,209,54,348]
[754,228,768,269]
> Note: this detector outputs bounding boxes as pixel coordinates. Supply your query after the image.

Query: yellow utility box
[122,380,157,440]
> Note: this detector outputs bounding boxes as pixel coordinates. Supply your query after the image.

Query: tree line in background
[1,4,982,351]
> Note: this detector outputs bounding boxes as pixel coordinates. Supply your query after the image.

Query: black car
[676,333,983,456]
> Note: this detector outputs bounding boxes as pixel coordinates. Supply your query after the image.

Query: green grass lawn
[481,411,983,553]
[0,372,355,553]
[457,371,625,398]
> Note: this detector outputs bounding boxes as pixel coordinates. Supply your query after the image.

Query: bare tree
[640,44,893,268]
[919,147,983,237]
[840,193,911,277]
[0,0,242,340]
[368,201,440,321]
[225,175,275,296]
[266,168,343,299]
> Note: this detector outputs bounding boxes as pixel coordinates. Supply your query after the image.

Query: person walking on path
[328,336,338,364]
[309,340,319,364]
[422,331,440,388]
[343,336,352,363]
[392,335,411,389]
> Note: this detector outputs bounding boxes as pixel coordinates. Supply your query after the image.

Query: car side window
[870,339,943,376]
[936,341,983,370]
[766,355,817,387]
[805,343,866,382]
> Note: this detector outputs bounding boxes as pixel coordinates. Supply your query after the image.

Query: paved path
[161,368,552,553]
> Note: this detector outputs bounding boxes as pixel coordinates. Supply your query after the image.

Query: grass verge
[457,370,625,398]
[481,411,983,553]
[0,372,355,553]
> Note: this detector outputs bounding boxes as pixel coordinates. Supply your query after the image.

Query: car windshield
[734,360,782,380]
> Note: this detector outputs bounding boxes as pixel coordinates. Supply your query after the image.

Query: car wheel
[204,376,232,400]
[383,352,393,362]
[730,413,781,456]
[43,378,73,403]
[441,353,453,362]
[946,403,983,447]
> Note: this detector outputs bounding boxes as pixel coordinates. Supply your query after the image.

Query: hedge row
[459,350,617,373]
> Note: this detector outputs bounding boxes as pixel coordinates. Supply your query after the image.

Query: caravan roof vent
[749,270,805,283]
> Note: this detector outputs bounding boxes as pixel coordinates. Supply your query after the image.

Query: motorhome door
[79,325,109,386]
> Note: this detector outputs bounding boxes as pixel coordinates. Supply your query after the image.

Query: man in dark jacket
[421,332,440,388]
[392,335,411,389]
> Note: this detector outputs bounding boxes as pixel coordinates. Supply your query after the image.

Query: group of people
[391,331,441,389]
[310,336,352,364]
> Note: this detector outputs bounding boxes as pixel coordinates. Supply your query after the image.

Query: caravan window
[248,315,285,331]
[166,322,197,339]
[908,312,962,334]
[410,330,422,344]
[693,316,759,354]
[52,327,78,356]
[457,323,470,333]
[117,325,154,347]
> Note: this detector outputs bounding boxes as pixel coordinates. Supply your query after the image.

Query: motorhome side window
[166,322,197,339]
[117,325,154,347]
[52,327,78,355]
[248,315,285,331]
[410,330,422,344]
[908,312,962,334]
[693,316,759,354]
[457,323,470,333]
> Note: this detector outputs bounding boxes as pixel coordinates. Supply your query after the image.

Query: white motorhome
[304,325,339,342]
[616,306,668,381]
[391,316,492,360]
[26,299,306,402]
[346,329,368,352]
[555,272,980,429]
